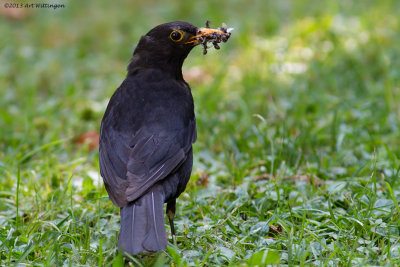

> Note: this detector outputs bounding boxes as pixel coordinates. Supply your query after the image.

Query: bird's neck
[127,50,187,81]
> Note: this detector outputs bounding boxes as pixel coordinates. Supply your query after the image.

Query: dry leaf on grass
[75,131,99,151]
[0,5,31,20]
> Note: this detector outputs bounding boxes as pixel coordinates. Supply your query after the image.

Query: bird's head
[128,21,230,79]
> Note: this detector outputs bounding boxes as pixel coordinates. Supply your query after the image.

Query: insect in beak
[185,21,233,54]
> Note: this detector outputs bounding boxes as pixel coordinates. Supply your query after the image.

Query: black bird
[99,21,230,255]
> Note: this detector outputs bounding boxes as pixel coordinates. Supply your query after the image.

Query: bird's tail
[118,186,167,255]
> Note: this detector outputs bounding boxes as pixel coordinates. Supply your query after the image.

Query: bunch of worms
[196,20,233,55]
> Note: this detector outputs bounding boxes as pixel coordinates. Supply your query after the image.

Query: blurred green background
[1,0,400,265]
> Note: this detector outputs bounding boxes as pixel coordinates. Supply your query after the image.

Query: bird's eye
[169,30,183,42]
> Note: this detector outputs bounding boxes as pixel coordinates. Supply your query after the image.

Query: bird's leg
[166,199,176,244]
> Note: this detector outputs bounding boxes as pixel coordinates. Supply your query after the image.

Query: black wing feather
[99,74,196,207]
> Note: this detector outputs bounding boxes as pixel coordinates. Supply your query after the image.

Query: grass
[1,0,400,265]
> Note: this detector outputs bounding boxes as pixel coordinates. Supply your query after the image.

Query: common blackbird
[99,21,230,255]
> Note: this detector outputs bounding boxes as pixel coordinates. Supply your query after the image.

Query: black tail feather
[142,191,167,251]
[118,186,167,255]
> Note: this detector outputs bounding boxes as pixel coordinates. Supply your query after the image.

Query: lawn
[1,0,400,265]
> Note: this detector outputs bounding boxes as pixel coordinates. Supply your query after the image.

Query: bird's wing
[99,119,196,207]
[99,128,131,207]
